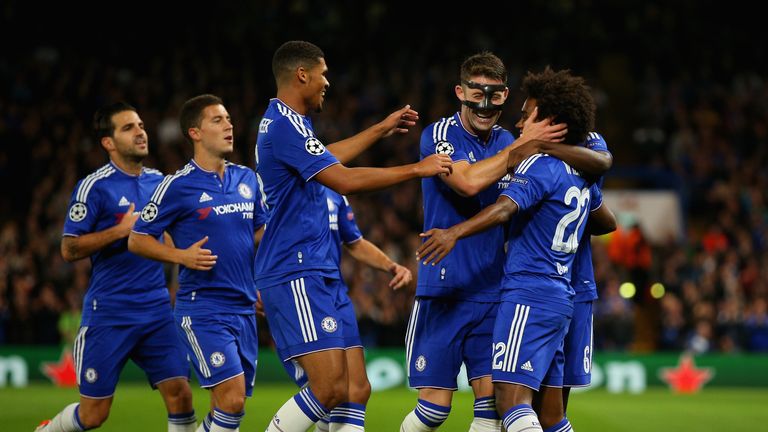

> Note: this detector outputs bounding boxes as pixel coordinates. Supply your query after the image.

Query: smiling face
[195,104,233,156]
[456,75,508,138]
[104,110,148,161]
[305,57,330,113]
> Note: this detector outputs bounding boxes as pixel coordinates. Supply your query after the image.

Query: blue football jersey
[572,132,611,302]
[326,188,363,275]
[63,162,169,325]
[500,154,601,315]
[418,113,515,301]
[254,98,341,287]
[132,160,265,314]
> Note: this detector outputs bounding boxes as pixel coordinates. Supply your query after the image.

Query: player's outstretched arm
[128,232,218,270]
[344,239,413,289]
[443,114,566,197]
[325,105,419,164]
[314,154,452,195]
[507,142,611,177]
[587,202,617,235]
[417,195,519,265]
[61,203,139,261]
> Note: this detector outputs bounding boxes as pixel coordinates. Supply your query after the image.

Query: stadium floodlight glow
[619,282,636,299]
[650,282,666,299]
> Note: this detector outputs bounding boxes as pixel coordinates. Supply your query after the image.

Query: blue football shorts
[491,301,570,390]
[174,311,258,396]
[405,296,498,389]
[74,315,189,398]
[261,275,361,362]
[563,300,594,387]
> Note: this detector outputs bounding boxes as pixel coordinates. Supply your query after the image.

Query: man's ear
[454,84,464,100]
[297,66,309,84]
[188,127,201,142]
[101,136,115,152]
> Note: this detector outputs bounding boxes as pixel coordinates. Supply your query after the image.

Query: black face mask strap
[461,80,507,111]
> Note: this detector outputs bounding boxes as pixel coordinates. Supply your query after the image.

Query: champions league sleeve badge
[68,202,88,222]
[305,137,326,155]
[140,203,159,222]
[435,141,454,156]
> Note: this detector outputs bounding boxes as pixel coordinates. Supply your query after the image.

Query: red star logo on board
[659,354,714,393]
[41,348,78,387]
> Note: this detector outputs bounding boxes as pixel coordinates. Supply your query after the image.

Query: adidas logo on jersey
[118,196,130,206]
[199,192,213,203]
[521,361,534,372]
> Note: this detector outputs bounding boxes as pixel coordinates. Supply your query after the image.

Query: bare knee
[77,405,110,429]
[215,392,246,414]
[348,377,371,405]
[311,375,349,409]
[160,380,194,413]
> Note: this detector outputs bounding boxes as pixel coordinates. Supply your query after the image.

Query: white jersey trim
[76,165,115,203]
[515,154,544,175]
[276,103,312,138]
[151,164,195,205]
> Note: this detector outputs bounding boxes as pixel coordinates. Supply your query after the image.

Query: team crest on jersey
[69,202,87,222]
[238,183,253,199]
[140,203,159,222]
[85,368,98,383]
[305,137,326,155]
[210,352,226,367]
[435,141,454,155]
[415,355,427,372]
[321,316,338,333]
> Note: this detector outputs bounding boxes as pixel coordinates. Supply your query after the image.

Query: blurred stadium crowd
[1,1,766,353]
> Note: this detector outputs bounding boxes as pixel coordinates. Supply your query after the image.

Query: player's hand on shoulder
[181,236,217,271]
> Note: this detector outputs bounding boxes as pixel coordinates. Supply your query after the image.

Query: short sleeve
[62,181,101,237]
[272,119,339,181]
[589,184,603,211]
[337,195,363,244]
[500,154,553,212]
[132,179,182,237]
[585,132,610,155]
[420,119,468,163]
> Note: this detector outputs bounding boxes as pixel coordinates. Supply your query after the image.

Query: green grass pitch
[2,384,767,431]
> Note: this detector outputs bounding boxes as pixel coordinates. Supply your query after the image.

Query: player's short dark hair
[521,67,595,144]
[179,94,223,145]
[460,51,507,84]
[93,102,136,140]
[272,40,325,84]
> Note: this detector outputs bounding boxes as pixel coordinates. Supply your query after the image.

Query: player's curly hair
[521,67,595,144]
[272,40,325,85]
